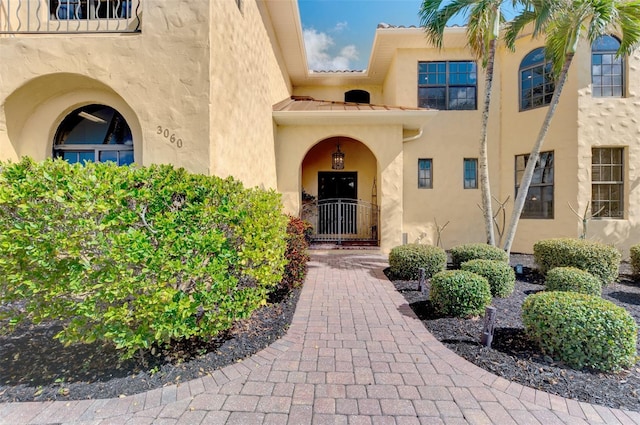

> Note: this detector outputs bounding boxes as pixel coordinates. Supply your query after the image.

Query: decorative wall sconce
[332,144,345,170]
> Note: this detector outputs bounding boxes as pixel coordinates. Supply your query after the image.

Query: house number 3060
[156,126,183,148]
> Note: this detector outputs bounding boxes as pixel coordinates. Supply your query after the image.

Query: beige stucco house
[1,0,639,256]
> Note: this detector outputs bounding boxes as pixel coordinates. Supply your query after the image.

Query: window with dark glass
[515,151,554,218]
[418,159,433,188]
[53,104,134,166]
[520,48,555,111]
[464,158,478,189]
[418,61,477,110]
[344,90,371,103]
[592,147,624,218]
[592,35,623,97]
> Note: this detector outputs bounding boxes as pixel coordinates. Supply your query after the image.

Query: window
[515,151,554,218]
[344,90,370,103]
[418,61,477,110]
[50,0,132,20]
[418,159,433,189]
[53,105,134,166]
[592,35,623,97]
[592,148,624,218]
[463,158,478,189]
[520,48,555,111]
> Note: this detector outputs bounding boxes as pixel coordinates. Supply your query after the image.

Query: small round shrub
[533,238,620,286]
[522,291,637,372]
[430,270,492,318]
[545,267,601,296]
[631,244,640,277]
[461,259,516,297]
[449,243,509,269]
[388,244,447,280]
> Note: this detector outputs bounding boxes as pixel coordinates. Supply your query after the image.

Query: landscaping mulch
[0,288,301,403]
[391,253,640,411]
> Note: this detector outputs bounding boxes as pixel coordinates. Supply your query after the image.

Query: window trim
[463,158,478,189]
[591,35,624,98]
[591,147,625,219]
[519,48,555,112]
[514,151,554,219]
[418,61,478,110]
[418,158,433,189]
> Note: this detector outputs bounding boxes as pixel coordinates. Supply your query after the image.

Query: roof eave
[272,109,438,130]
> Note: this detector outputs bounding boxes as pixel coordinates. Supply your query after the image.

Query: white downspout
[402,128,423,142]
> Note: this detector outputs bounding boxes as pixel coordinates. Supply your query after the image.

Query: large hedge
[533,238,621,285]
[523,291,637,372]
[0,158,288,358]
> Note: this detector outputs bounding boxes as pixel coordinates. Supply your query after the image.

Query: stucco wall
[497,36,581,254]
[209,0,291,188]
[0,0,291,190]
[577,41,640,258]
[389,47,501,249]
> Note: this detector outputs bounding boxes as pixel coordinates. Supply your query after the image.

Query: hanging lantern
[332,144,345,170]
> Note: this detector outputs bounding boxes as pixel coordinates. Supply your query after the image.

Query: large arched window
[53,105,134,165]
[592,35,623,97]
[520,48,555,111]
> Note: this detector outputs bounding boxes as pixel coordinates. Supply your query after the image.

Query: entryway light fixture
[332,144,345,170]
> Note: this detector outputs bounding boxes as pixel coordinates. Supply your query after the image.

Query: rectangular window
[592,148,624,218]
[515,151,554,219]
[418,159,433,189]
[463,158,478,189]
[418,61,477,110]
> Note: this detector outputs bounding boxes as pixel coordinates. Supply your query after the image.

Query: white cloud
[303,28,359,71]
[332,21,348,32]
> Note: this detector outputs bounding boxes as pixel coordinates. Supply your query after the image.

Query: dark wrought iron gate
[301,198,379,244]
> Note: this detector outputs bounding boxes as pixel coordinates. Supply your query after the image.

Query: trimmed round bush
[545,267,601,296]
[631,244,640,277]
[533,238,621,285]
[449,243,509,269]
[430,270,492,318]
[388,244,447,280]
[522,291,637,372]
[461,259,516,297]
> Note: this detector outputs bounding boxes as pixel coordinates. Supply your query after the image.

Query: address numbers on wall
[156,126,184,148]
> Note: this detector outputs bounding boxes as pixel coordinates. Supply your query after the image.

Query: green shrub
[430,270,492,318]
[522,291,637,372]
[278,216,312,292]
[631,244,640,277]
[545,267,602,296]
[0,158,288,359]
[449,243,509,269]
[388,244,447,280]
[461,259,516,298]
[533,238,621,285]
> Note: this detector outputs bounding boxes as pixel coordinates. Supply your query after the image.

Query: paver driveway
[1,251,639,424]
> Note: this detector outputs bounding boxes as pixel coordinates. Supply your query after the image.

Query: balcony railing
[0,0,141,34]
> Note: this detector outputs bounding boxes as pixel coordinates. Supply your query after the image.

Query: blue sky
[298,0,518,71]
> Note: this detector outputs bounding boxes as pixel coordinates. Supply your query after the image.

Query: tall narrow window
[520,48,555,111]
[592,35,623,97]
[592,148,624,218]
[418,159,433,189]
[463,158,478,189]
[418,61,477,110]
[515,151,554,218]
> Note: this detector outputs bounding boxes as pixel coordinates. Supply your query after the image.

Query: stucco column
[379,149,403,253]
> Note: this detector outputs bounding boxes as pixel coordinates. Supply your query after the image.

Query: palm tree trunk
[502,53,574,255]
[479,38,496,246]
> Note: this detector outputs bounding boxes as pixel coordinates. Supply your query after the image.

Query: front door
[318,172,357,235]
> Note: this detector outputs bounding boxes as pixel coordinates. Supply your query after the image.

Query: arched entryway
[53,104,134,165]
[300,137,379,245]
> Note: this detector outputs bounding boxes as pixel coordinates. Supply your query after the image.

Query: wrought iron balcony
[0,0,141,34]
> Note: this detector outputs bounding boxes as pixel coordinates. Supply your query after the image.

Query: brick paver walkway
[1,251,639,424]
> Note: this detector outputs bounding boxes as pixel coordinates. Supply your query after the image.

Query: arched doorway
[301,137,378,245]
[53,104,134,165]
